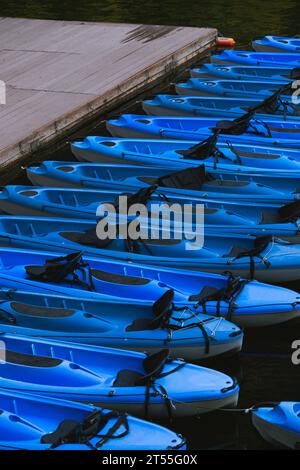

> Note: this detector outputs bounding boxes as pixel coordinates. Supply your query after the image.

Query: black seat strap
[113,185,158,213]
[213,111,254,135]
[25,252,95,291]
[177,134,233,169]
[156,165,213,190]
[189,273,249,320]
[227,236,271,280]
[41,409,129,450]
[247,83,293,117]
[134,349,185,420]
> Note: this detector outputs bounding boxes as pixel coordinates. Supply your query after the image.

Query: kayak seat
[261,200,300,224]
[213,117,251,135]
[41,409,129,449]
[91,269,150,285]
[113,350,170,387]
[11,302,75,318]
[126,289,175,331]
[126,317,157,331]
[189,285,219,302]
[26,265,47,277]
[158,165,211,190]
[138,165,211,190]
[224,237,271,279]
[188,274,249,319]
[5,350,62,368]
[224,245,253,258]
[176,135,219,160]
[113,369,144,387]
[120,185,158,208]
[25,252,96,291]
[60,230,112,249]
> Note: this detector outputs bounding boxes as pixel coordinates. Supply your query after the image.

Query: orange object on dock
[216,37,236,48]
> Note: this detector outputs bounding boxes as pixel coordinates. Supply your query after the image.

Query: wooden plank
[0,18,216,172]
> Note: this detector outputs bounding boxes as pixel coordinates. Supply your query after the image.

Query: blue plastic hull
[252,402,300,449]
[0,334,240,418]
[253,36,300,53]
[211,50,300,67]
[143,95,300,120]
[27,161,300,197]
[0,390,186,450]
[71,137,300,172]
[0,286,244,356]
[107,115,300,149]
[190,64,295,82]
[176,79,291,100]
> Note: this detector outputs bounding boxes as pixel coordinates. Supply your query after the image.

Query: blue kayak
[0,216,300,283]
[176,79,291,100]
[0,390,186,450]
[252,402,300,449]
[1,185,300,236]
[211,50,300,67]
[253,36,300,53]
[107,114,300,149]
[0,246,249,304]
[0,186,299,236]
[0,286,243,358]
[0,248,300,328]
[71,136,300,172]
[190,64,297,82]
[143,95,300,120]
[112,114,300,141]
[0,334,239,417]
[27,161,300,198]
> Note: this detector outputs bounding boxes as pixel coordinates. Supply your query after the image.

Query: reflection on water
[3,0,300,450]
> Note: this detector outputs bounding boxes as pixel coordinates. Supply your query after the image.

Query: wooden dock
[0,17,216,173]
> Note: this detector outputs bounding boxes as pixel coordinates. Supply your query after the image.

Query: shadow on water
[2,0,300,450]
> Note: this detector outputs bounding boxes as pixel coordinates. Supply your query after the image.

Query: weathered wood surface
[0,17,216,171]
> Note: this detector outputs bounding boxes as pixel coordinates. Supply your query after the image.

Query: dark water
[3,0,300,450]
[0,0,299,45]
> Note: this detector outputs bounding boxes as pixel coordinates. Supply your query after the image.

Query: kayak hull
[71,137,300,173]
[252,402,300,449]
[143,94,300,120]
[107,115,300,149]
[0,390,186,450]
[190,64,294,82]
[0,334,240,418]
[252,37,300,53]
[211,50,300,67]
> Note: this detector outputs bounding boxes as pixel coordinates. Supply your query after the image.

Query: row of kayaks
[1,35,300,450]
